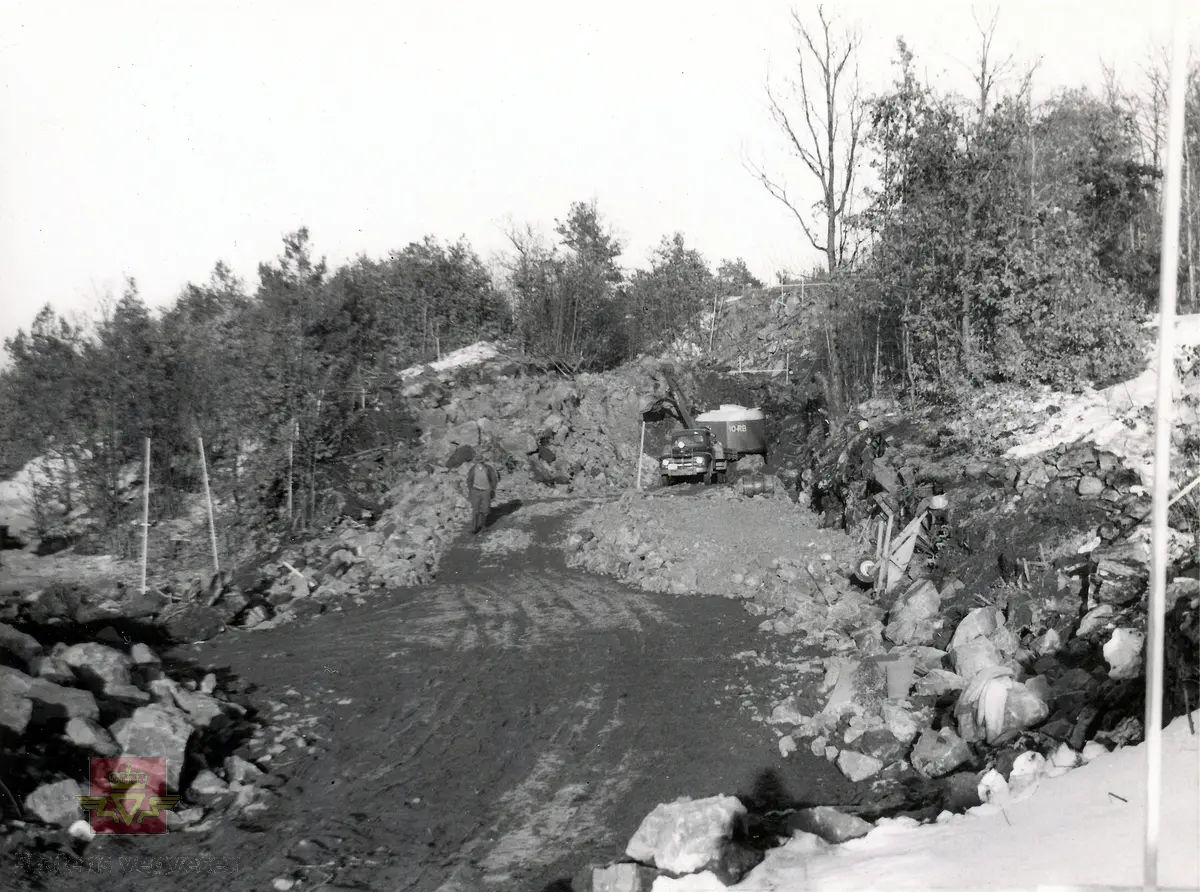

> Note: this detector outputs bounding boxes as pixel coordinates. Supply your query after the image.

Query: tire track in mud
[472,692,640,887]
[363,570,672,653]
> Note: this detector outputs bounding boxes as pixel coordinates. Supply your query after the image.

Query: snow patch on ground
[656,711,1200,891]
[1006,314,1200,488]
[399,341,499,380]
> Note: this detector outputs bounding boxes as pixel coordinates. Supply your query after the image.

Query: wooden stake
[877,514,894,593]
[140,437,150,596]
[198,436,219,575]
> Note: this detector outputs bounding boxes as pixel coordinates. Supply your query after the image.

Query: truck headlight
[661,459,668,467]
[699,456,708,464]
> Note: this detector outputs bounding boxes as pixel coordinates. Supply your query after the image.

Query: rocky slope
[0,608,279,850]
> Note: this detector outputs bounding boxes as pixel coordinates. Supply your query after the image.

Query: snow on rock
[1006,313,1200,488]
[1103,628,1146,680]
[399,341,500,380]
[688,709,1200,891]
[626,795,749,876]
[651,872,730,892]
[786,806,874,844]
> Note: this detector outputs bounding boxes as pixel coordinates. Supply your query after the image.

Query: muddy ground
[6,500,861,892]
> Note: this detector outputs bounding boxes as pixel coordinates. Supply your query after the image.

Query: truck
[659,427,727,485]
[646,372,768,487]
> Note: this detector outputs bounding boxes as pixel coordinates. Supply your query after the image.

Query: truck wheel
[704,469,714,485]
[717,471,727,484]
[660,475,670,487]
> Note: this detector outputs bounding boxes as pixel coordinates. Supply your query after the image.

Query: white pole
[198,436,219,576]
[636,421,646,490]
[140,437,150,595]
[286,419,295,522]
[1143,15,1188,892]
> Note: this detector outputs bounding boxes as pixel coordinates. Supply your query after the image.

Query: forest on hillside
[2,13,1199,547]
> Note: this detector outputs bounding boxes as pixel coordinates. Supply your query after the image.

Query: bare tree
[747,5,866,274]
[969,8,1017,124]
[1137,45,1172,173]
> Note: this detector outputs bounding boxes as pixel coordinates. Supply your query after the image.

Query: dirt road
[10,500,855,891]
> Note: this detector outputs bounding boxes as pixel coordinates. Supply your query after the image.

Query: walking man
[465,457,499,534]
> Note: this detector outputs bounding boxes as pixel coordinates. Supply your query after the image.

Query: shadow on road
[487,498,524,525]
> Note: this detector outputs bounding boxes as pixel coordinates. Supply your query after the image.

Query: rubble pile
[757,523,1198,826]
[0,615,278,849]
[401,354,658,497]
[568,374,1197,856]
[563,485,859,607]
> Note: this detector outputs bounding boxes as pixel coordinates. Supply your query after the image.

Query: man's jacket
[467,462,498,495]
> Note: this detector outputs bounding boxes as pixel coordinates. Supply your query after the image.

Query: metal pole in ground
[636,420,646,490]
[198,435,219,576]
[140,437,150,596]
[1143,13,1189,892]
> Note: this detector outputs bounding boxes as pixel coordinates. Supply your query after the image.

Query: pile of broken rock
[768,560,1199,806]
[564,486,860,605]
[0,618,276,849]
[404,355,655,497]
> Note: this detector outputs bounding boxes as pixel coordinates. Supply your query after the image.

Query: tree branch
[744,155,829,257]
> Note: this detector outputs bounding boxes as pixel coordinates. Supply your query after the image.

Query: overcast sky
[0,1,1193,347]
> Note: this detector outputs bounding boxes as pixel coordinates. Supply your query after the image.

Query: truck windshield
[673,432,707,449]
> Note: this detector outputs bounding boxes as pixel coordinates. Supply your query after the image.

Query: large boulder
[58,642,133,694]
[26,583,89,624]
[837,749,884,782]
[884,579,942,646]
[625,795,759,881]
[158,605,224,643]
[31,653,76,685]
[0,621,43,669]
[951,637,1003,680]
[65,716,121,756]
[0,669,33,734]
[170,687,225,730]
[186,769,233,808]
[110,705,195,791]
[955,675,1050,744]
[26,676,100,723]
[123,589,169,619]
[911,727,973,778]
[445,444,475,469]
[786,806,874,844]
[23,778,84,826]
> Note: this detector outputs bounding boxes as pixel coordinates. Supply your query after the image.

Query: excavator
[641,371,767,486]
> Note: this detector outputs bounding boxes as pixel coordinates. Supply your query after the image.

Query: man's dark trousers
[470,489,491,533]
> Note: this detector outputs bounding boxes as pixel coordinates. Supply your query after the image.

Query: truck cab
[658,427,727,485]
